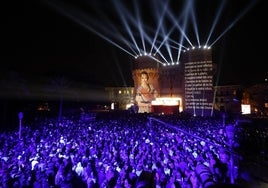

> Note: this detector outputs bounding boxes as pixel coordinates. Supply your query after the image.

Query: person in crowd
[0,111,257,188]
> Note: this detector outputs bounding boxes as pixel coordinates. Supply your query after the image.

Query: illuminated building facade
[132,56,160,113]
[105,48,268,117]
[106,48,216,115]
[213,85,242,115]
[132,55,185,114]
[182,48,216,116]
[104,87,134,110]
[243,83,268,116]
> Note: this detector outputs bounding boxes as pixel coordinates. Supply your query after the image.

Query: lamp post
[222,112,226,127]
[18,112,23,139]
[225,124,235,184]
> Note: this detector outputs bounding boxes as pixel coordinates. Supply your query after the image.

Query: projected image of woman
[135,71,158,112]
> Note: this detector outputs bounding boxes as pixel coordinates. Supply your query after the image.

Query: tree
[45,75,76,123]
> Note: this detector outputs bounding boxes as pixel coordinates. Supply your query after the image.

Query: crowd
[0,111,265,188]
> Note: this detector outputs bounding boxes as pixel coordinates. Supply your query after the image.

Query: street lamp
[225,124,235,184]
[18,112,23,139]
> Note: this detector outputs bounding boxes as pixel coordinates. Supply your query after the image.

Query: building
[213,85,243,115]
[242,83,268,116]
[104,48,267,117]
[181,48,216,116]
[105,48,215,115]
[104,87,134,110]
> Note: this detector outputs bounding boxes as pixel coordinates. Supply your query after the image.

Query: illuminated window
[119,90,122,94]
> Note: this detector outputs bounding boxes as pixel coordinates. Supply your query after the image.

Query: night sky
[2,0,267,89]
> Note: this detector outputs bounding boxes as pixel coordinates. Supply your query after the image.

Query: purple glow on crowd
[1,110,266,188]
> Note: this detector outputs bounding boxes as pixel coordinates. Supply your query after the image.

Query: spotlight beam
[134,1,146,52]
[209,0,258,47]
[87,4,140,56]
[165,1,193,47]
[113,0,142,54]
[149,0,169,55]
[190,1,201,46]
[45,0,136,58]
[205,1,226,46]
[45,0,259,69]
[175,1,192,62]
